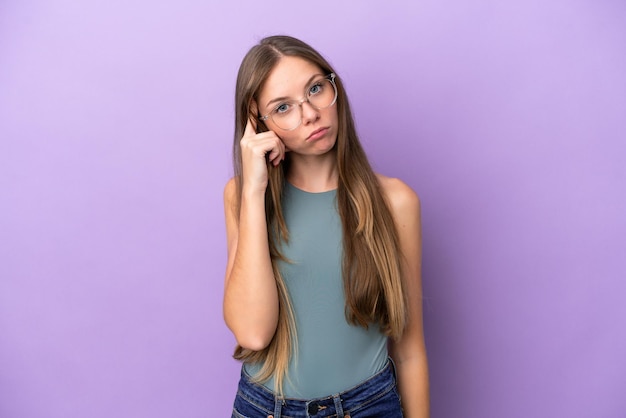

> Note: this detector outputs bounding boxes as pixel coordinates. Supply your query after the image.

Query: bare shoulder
[375,173,421,217]
[224,177,237,201]
[223,177,239,219]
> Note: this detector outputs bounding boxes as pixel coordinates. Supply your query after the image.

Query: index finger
[244,116,257,137]
[244,99,259,136]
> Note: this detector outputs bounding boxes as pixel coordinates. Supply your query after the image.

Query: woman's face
[256,56,339,156]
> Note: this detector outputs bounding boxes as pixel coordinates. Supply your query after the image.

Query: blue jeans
[232,358,403,417]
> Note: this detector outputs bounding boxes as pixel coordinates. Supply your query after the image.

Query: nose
[300,100,319,125]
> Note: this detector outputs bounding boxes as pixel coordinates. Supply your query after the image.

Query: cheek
[276,131,299,145]
[327,106,339,125]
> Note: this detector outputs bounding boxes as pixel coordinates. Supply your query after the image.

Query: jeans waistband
[235,358,397,417]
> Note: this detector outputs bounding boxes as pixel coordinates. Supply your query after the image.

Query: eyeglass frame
[258,73,338,131]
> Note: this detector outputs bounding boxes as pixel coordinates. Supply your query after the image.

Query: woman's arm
[223,119,286,351]
[380,175,430,417]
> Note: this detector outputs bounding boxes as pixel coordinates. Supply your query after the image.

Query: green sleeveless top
[244,182,388,399]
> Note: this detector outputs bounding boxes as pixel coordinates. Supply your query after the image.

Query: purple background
[1,1,625,417]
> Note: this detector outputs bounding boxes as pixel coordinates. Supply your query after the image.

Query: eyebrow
[264,73,323,109]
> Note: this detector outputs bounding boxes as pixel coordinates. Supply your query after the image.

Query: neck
[286,150,338,193]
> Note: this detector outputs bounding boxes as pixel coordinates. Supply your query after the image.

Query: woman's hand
[239,115,286,194]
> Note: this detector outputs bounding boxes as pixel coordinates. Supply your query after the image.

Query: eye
[274,103,292,114]
[308,82,323,96]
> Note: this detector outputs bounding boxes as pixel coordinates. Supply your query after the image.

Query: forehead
[258,56,323,104]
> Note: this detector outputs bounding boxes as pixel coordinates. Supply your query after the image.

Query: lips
[306,127,329,141]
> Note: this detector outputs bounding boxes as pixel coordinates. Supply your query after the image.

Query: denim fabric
[232,359,403,417]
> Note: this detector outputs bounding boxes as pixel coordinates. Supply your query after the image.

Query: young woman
[223,35,429,417]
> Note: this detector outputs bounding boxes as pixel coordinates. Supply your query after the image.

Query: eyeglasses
[259,73,337,131]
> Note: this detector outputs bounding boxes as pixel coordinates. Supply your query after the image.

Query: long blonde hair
[230,35,407,393]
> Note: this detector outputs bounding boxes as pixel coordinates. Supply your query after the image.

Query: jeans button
[307,402,319,414]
